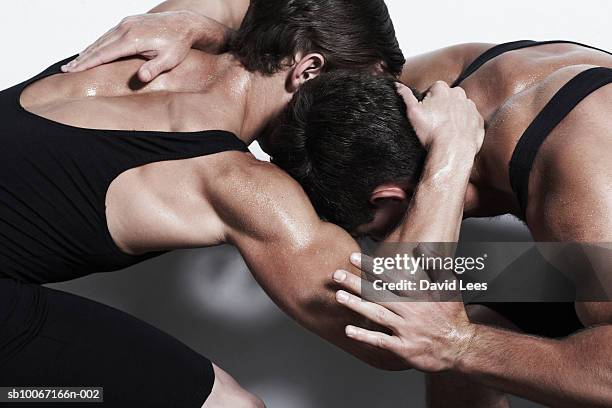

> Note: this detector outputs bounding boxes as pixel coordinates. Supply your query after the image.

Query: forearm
[390,144,475,244]
[150,0,247,29]
[458,324,612,407]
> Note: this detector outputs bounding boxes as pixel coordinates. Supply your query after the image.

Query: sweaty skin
[55,1,612,406]
[377,43,612,408]
[19,22,483,373]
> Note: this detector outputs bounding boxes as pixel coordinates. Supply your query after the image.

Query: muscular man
[1,0,483,406]
[272,66,612,408]
[67,3,612,407]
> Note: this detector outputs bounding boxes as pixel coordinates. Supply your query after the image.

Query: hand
[61,11,210,82]
[397,82,485,153]
[331,253,475,373]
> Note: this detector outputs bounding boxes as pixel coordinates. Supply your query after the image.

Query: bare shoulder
[528,66,612,241]
[199,153,325,244]
[401,43,493,91]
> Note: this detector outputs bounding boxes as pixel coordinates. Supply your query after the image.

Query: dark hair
[230,0,405,76]
[268,70,426,233]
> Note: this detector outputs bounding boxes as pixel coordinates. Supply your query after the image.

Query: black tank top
[453,40,612,219]
[0,56,249,283]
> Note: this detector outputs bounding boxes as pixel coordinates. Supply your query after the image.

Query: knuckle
[164,53,181,66]
[347,274,360,289]
[377,336,387,348]
[90,50,102,61]
[375,308,388,323]
[451,87,466,98]
[118,17,134,29]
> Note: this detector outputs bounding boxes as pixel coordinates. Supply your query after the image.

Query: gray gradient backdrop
[3,0,610,406]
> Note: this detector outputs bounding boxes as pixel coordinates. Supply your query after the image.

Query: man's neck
[234,67,292,145]
[181,52,291,145]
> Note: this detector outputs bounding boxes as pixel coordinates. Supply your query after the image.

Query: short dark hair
[268,70,426,233]
[230,0,405,76]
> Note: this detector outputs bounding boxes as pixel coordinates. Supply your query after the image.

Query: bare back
[18,50,254,254]
[404,42,612,219]
[405,43,612,326]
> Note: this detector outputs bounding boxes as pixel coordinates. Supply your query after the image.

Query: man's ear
[370,184,407,205]
[288,53,325,92]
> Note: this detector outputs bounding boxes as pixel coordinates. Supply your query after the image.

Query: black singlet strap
[452,40,612,87]
[509,67,612,218]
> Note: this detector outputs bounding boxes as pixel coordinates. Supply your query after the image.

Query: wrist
[188,12,233,52]
[420,145,476,184]
[448,321,479,372]
[181,11,209,44]
[429,136,479,160]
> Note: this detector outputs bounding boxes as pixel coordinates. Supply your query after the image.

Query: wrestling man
[67,2,612,406]
[1,0,483,406]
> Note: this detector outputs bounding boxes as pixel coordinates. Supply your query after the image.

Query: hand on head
[396,82,485,154]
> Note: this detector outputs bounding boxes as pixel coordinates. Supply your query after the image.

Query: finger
[62,29,120,72]
[405,103,429,143]
[138,53,178,82]
[396,83,419,108]
[350,252,378,273]
[452,85,467,98]
[333,270,407,312]
[350,252,363,269]
[429,80,450,95]
[333,270,363,295]
[65,41,142,73]
[350,253,383,281]
[345,325,402,351]
[336,290,402,329]
[79,29,116,58]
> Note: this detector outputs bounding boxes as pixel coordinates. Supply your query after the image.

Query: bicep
[230,211,396,367]
[234,220,361,324]
[208,161,394,365]
[213,161,362,316]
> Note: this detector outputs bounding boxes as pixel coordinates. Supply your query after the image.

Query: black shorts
[0,279,214,407]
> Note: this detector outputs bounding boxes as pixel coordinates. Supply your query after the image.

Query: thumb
[138,54,177,83]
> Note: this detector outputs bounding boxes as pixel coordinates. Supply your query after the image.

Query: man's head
[231,0,405,90]
[267,71,426,239]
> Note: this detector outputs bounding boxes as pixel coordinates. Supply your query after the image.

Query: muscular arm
[458,115,612,406]
[201,128,478,369]
[459,323,612,407]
